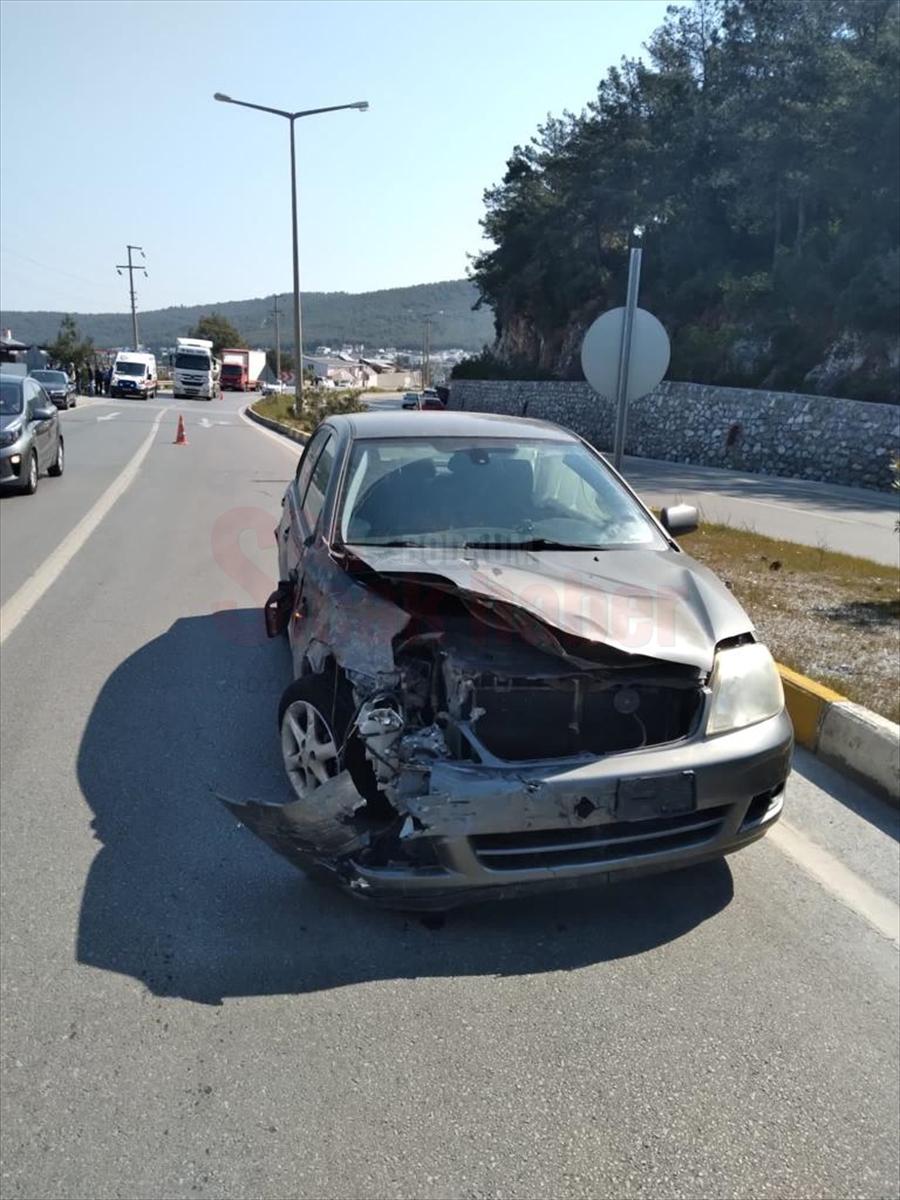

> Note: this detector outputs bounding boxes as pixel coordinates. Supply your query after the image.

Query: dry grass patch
[680,524,899,724]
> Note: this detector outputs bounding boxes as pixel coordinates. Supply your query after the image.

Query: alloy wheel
[280,700,340,799]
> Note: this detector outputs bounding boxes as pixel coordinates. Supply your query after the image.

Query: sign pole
[612,246,642,471]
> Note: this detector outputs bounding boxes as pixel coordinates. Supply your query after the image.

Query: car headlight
[0,428,20,447]
[706,643,784,735]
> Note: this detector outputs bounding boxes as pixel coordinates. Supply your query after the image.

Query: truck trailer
[220,348,267,392]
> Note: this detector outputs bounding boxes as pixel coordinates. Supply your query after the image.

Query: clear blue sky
[0,0,671,313]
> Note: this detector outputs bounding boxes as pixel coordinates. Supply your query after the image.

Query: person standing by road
[94,364,104,397]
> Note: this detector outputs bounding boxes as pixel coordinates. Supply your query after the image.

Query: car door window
[293,426,330,504]
[24,380,39,417]
[301,435,336,533]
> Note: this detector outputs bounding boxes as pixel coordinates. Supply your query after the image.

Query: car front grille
[470,806,729,871]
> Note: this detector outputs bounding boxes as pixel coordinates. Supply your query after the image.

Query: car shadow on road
[76,611,734,1006]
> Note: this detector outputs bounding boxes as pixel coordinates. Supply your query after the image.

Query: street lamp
[214,92,369,418]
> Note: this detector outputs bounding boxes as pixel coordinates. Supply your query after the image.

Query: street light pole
[213,93,369,419]
[288,118,303,415]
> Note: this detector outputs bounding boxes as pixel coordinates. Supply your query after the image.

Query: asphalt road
[1,392,898,1200]
[363,394,900,565]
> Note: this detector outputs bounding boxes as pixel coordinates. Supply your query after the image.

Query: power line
[0,245,109,290]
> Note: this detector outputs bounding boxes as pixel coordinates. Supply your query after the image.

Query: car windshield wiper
[351,539,425,548]
[462,538,608,551]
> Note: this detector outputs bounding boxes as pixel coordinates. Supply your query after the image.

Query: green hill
[1,279,493,354]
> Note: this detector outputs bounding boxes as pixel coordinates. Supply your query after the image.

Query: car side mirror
[32,405,57,421]
[660,503,699,537]
[264,582,294,638]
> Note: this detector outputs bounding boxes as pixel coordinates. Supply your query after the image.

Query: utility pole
[420,309,442,390]
[269,294,282,384]
[422,317,431,389]
[116,244,147,350]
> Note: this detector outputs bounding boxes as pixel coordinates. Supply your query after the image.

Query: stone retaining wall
[448,379,900,492]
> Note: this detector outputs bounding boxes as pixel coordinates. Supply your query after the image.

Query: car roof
[335,409,580,441]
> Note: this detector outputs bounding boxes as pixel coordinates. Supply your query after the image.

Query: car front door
[277,426,335,583]
[26,381,54,469]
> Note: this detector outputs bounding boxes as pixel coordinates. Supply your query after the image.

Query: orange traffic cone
[174,415,188,446]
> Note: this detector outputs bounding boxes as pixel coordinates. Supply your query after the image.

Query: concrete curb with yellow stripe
[778,665,900,805]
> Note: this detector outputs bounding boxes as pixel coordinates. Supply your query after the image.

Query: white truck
[220,348,267,393]
[173,338,221,400]
[110,351,158,399]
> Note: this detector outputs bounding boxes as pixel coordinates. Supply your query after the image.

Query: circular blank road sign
[580,306,671,402]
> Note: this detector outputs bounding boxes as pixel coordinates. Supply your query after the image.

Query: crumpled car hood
[347,545,753,672]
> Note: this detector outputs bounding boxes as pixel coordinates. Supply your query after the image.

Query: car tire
[278,673,380,811]
[48,436,64,477]
[20,450,38,495]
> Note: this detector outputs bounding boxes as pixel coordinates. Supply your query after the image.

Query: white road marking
[0,409,167,647]
[96,412,121,422]
[770,818,900,948]
[237,405,303,456]
[199,417,212,428]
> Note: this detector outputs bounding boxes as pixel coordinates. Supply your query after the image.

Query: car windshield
[175,352,209,370]
[31,371,67,385]
[0,379,24,415]
[339,436,666,550]
[115,362,146,376]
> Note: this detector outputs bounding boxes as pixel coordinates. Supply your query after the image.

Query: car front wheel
[279,677,344,802]
[48,436,64,477]
[21,450,38,495]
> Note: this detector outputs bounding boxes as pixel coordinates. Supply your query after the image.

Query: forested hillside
[2,279,492,353]
[467,0,899,401]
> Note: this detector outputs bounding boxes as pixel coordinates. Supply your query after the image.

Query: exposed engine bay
[351,596,706,817]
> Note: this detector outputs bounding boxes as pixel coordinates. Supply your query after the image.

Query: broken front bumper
[224,710,793,909]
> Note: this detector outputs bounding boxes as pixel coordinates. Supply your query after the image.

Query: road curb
[778,664,899,805]
[243,404,308,446]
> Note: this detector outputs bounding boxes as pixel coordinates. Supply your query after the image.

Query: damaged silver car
[225,411,792,908]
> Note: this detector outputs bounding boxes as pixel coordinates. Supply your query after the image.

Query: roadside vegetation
[251,388,364,435]
[467,0,899,400]
[681,523,900,723]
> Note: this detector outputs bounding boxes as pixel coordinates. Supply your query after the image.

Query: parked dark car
[29,369,76,409]
[226,410,792,909]
[420,388,444,410]
[0,374,65,494]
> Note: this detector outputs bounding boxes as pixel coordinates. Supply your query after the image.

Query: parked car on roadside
[401,392,421,409]
[0,374,65,494]
[29,369,76,409]
[223,410,792,910]
[420,388,444,410]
